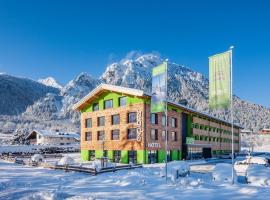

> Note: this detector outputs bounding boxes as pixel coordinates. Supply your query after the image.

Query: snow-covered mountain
[38,77,62,89]
[0,53,270,141]
[0,74,59,115]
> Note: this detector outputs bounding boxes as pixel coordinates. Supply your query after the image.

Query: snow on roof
[26,130,80,140]
[73,84,242,128]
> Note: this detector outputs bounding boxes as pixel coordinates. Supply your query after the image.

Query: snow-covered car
[246,164,270,186]
[212,163,236,183]
[236,156,269,166]
[168,161,190,178]
[31,154,44,162]
[58,156,75,165]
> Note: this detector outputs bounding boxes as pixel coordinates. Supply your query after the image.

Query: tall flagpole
[230,46,234,184]
[165,59,168,182]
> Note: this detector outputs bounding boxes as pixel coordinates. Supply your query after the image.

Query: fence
[0,154,142,175]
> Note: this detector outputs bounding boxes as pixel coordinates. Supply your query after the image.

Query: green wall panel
[108,150,114,160]
[81,91,146,113]
[158,150,166,163]
[81,150,90,161]
[137,150,148,164]
[95,150,103,159]
[121,150,128,164]
[171,150,179,161]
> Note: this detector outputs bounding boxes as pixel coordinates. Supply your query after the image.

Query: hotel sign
[136,110,143,142]
[186,137,195,144]
[147,143,161,148]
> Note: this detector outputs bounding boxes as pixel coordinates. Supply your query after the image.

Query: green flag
[151,62,167,113]
[209,50,231,109]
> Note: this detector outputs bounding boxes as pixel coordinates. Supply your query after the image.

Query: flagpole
[230,46,234,184]
[165,59,168,182]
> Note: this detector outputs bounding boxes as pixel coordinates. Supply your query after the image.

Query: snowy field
[1,159,270,200]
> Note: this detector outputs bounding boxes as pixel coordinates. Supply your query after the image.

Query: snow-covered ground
[1,158,270,200]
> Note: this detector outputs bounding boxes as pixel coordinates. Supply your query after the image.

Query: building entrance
[128,150,137,164]
[148,151,158,164]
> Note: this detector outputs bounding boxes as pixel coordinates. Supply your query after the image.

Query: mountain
[38,77,62,89]
[0,53,270,143]
[0,74,59,115]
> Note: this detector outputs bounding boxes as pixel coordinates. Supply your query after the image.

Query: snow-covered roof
[26,130,80,140]
[72,83,151,110]
[73,84,242,128]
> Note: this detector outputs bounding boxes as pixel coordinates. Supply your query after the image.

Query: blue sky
[0,0,270,108]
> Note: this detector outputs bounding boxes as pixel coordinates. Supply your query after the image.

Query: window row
[85,112,137,128]
[84,128,138,141]
[150,129,177,141]
[92,97,127,111]
[192,123,239,136]
[150,113,178,128]
[193,135,239,143]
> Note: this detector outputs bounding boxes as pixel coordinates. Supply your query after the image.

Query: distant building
[25,130,80,146]
[258,128,270,135]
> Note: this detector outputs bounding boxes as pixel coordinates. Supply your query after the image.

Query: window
[85,118,92,128]
[151,113,158,125]
[119,96,127,106]
[38,134,41,139]
[93,103,99,111]
[111,114,120,125]
[127,128,137,140]
[171,131,177,141]
[151,129,158,140]
[113,150,121,163]
[162,115,166,126]
[128,112,137,123]
[111,129,120,140]
[97,131,105,140]
[162,130,168,141]
[85,132,92,141]
[171,118,177,128]
[98,116,105,126]
[104,99,113,109]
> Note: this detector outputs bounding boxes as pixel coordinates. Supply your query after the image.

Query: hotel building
[73,84,241,164]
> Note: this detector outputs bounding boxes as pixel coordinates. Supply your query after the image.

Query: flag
[151,62,167,113]
[209,50,231,109]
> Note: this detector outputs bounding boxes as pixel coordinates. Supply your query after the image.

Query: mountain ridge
[0,53,269,142]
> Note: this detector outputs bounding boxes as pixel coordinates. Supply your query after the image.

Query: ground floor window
[166,151,171,162]
[128,150,137,164]
[113,150,121,163]
[103,150,108,157]
[187,146,203,160]
[89,150,95,160]
[148,150,158,164]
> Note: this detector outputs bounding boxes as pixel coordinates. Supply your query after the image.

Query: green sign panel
[209,51,231,109]
[186,137,195,144]
[151,62,167,113]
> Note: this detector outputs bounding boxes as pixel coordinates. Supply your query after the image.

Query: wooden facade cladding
[145,104,182,151]
[81,103,145,151]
